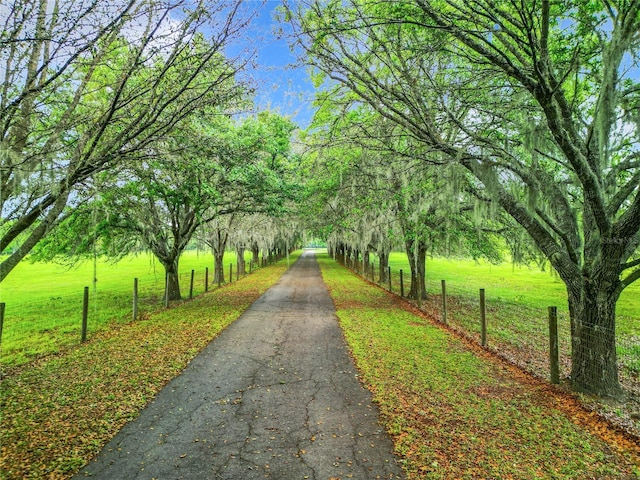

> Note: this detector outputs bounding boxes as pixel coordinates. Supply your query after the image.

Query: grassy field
[369,253,639,376]
[383,253,639,336]
[3,250,638,370]
[2,251,639,479]
[318,253,640,479]
[0,253,298,480]
[352,251,640,437]
[0,250,257,366]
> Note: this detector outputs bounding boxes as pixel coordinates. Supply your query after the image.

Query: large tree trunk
[211,228,228,284]
[162,258,182,301]
[213,249,225,284]
[236,244,246,275]
[568,280,622,397]
[378,249,389,283]
[363,249,370,276]
[251,241,260,264]
[406,239,427,300]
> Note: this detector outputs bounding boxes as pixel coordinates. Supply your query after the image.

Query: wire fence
[0,255,280,370]
[338,255,640,403]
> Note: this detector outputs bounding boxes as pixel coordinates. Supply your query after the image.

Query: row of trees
[285,0,640,397]
[300,109,509,301]
[3,0,638,399]
[34,111,301,300]
[1,1,302,299]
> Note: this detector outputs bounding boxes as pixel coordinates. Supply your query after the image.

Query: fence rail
[0,255,287,369]
[337,256,640,403]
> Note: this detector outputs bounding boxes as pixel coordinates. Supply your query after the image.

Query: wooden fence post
[230,263,233,284]
[441,280,447,324]
[548,306,560,384]
[81,286,89,343]
[388,266,392,292]
[205,267,209,292]
[400,270,404,297]
[133,278,138,321]
[480,288,487,346]
[189,269,195,299]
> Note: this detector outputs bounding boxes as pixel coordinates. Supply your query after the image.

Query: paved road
[74,251,405,479]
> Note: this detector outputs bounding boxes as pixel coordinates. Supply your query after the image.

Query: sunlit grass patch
[385,252,639,338]
[0,250,258,366]
[0,253,298,480]
[318,253,639,479]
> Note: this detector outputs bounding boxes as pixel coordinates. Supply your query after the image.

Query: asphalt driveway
[74,250,404,479]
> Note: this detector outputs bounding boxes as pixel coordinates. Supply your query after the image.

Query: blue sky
[241,1,315,128]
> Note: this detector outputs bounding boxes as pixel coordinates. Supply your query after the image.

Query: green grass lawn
[0,250,259,366]
[2,251,638,479]
[318,253,640,479]
[2,249,638,373]
[383,253,639,332]
[362,252,640,384]
[0,253,298,480]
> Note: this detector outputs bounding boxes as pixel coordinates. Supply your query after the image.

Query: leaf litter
[0,262,290,480]
[319,257,640,479]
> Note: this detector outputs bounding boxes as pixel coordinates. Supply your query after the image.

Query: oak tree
[0,0,251,281]
[286,0,640,395]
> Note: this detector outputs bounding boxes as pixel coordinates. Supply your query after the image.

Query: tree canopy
[285,0,640,396]
[0,0,252,281]
[2,0,639,398]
